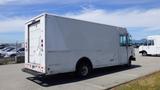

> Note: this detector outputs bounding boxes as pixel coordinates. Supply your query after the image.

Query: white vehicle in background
[0,47,8,57]
[23,13,136,77]
[4,48,25,57]
[0,47,10,52]
[139,35,160,56]
[0,45,6,50]
[0,47,15,57]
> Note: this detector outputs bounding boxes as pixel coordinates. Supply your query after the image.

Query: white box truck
[22,13,136,77]
[139,35,160,56]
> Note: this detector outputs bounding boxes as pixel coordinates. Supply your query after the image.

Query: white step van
[23,13,136,77]
[139,35,160,56]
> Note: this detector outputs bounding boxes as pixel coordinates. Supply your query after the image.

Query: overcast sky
[0,0,160,43]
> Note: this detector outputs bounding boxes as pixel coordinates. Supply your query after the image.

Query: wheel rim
[143,52,147,56]
[80,66,88,76]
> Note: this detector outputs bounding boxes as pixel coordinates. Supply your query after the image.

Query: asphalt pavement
[0,49,160,90]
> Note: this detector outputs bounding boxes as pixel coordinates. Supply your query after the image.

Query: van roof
[25,13,127,31]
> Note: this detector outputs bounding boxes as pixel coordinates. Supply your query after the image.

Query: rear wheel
[125,59,132,67]
[76,62,92,77]
[142,51,147,56]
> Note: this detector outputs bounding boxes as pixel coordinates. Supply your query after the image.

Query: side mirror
[128,43,133,46]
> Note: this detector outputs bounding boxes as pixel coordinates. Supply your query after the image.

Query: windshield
[6,48,15,52]
[17,48,24,52]
[0,46,5,49]
[2,48,10,51]
[128,34,133,46]
[143,40,154,46]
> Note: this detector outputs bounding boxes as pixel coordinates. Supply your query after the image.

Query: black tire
[76,62,92,77]
[142,51,147,56]
[125,59,132,67]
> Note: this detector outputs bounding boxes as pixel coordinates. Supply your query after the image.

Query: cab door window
[120,35,127,46]
[127,35,133,46]
[148,40,154,46]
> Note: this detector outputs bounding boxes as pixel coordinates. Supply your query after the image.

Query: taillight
[41,39,43,47]
[41,67,43,69]
[25,42,27,49]
[41,39,43,43]
[41,44,43,47]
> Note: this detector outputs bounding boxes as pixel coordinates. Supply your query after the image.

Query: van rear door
[28,20,43,65]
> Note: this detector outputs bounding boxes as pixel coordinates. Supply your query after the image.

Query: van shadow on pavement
[27,64,141,87]
[145,55,160,57]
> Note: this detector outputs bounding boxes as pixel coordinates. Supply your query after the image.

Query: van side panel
[45,15,128,75]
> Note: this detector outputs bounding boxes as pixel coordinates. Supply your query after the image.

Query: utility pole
[15,41,18,63]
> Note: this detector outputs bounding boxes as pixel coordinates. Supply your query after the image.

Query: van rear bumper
[22,68,45,76]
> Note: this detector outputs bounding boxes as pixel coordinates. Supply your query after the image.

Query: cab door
[119,35,128,64]
[147,40,156,54]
